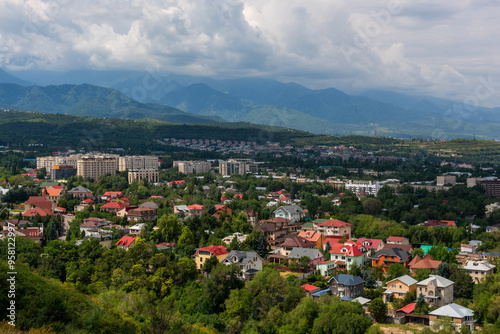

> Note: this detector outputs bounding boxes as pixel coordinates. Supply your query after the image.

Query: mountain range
[3,68,500,139]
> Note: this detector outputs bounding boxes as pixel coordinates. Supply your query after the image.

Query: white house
[222,250,263,280]
[273,205,305,222]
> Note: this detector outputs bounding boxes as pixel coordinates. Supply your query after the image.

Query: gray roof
[276,205,305,214]
[329,274,365,286]
[139,201,159,209]
[387,275,418,287]
[429,303,473,318]
[371,248,409,262]
[287,247,323,259]
[352,297,371,305]
[223,251,261,266]
[463,260,495,271]
[417,275,454,288]
[68,186,92,193]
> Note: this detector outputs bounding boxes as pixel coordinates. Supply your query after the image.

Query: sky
[1,0,500,106]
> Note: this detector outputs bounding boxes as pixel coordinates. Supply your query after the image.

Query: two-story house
[462,260,496,283]
[116,236,136,250]
[194,245,229,270]
[273,204,305,222]
[187,204,205,217]
[383,275,418,303]
[278,236,316,256]
[222,250,263,280]
[315,219,352,238]
[356,238,385,252]
[298,230,325,249]
[330,241,367,270]
[329,274,365,299]
[386,236,410,245]
[416,275,454,307]
[68,186,93,200]
[408,254,442,274]
[429,303,474,333]
[254,223,287,248]
[370,248,410,273]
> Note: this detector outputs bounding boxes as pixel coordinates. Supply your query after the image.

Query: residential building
[416,275,454,307]
[24,196,55,212]
[129,223,145,235]
[477,179,500,197]
[383,243,413,254]
[315,219,352,238]
[222,250,263,280]
[128,169,159,184]
[194,245,229,270]
[51,165,76,180]
[298,230,325,249]
[278,236,316,256]
[173,205,190,216]
[437,175,457,186]
[118,156,158,171]
[254,223,287,248]
[287,247,324,266]
[316,260,336,276]
[371,248,410,273]
[386,236,410,245]
[68,186,93,199]
[329,274,365,299]
[127,207,158,221]
[383,275,418,303]
[345,180,382,196]
[100,201,127,213]
[242,209,259,226]
[219,159,257,176]
[273,204,305,222]
[116,236,136,250]
[187,204,205,217]
[300,284,322,297]
[462,260,496,283]
[174,160,211,174]
[329,241,367,270]
[408,255,442,274]
[356,238,385,252]
[42,185,64,203]
[77,155,119,180]
[460,244,477,254]
[429,303,474,333]
[222,233,248,245]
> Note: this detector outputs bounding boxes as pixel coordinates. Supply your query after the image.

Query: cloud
[0,0,499,105]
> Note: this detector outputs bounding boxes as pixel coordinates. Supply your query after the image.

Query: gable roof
[25,196,53,211]
[223,250,260,265]
[196,245,229,257]
[101,201,127,209]
[429,303,473,318]
[356,238,383,249]
[300,284,320,292]
[68,186,92,193]
[288,247,323,259]
[255,223,284,233]
[397,302,416,314]
[330,243,365,257]
[43,186,63,197]
[387,236,407,242]
[116,236,136,247]
[330,274,364,286]
[408,254,442,270]
[417,275,454,288]
[188,204,205,210]
[318,219,351,227]
[387,275,418,287]
[275,205,305,214]
[280,236,316,249]
[23,208,54,217]
[383,244,413,253]
[371,248,409,262]
[298,230,323,242]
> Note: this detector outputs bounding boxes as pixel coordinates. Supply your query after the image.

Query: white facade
[345,180,382,196]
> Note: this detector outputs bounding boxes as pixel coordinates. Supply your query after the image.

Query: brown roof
[255,223,285,233]
[408,254,442,270]
[280,236,316,249]
[25,196,53,211]
[383,244,413,253]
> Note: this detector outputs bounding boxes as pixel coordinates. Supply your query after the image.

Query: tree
[305,194,321,218]
[368,298,387,323]
[324,242,332,261]
[414,268,431,282]
[255,230,268,259]
[45,220,58,242]
[177,226,194,246]
[365,274,377,289]
[228,236,241,251]
[362,198,382,215]
[298,256,311,270]
[435,262,451,278]
[349,262,362,277]
[202,256,220,274]
[412,248,425,258]
[387,263,409,280]
[450,265,474,299]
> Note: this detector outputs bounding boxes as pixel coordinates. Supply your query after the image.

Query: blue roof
[330,274,365,286]
[341,296,352,301]
[311,289,330,297]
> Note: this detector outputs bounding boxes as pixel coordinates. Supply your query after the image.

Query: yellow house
[194,245,229,270]
[383,275,418,303]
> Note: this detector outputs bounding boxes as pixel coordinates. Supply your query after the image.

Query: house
[278,196,292,204]
[68,186,93,199]
[221,250,263,280]
[273,204,305,222]
[370,248,410,273]
[408,254,442,274]
[287,247,324,266]
[23,208,54,218]
[24,196,55,212]
[278,236,316,256]
[139,201,159,210]
[101,191,122,201]
[173,205,190,216]
[315,219,352,238]
[416,275,454,307]
[74,199,94,211]
[242,209,259,226]
[80,217,108,232]
[462,260,496,283]
[254,223,287,248]
[383,243,413,254]
[187,204,205,217]
[356,238,385,252]
[386,236,410,245]
[116,236,136,250]
[329,274,365,299]
[330,241,367,270]
[222,232,248,245]
[421,220,456,228]
[316,260,336,277]
[460,244,477,254]
[129,223,145,235]
[383,275,418,303]
[212,204,233,218]
[195,245,229,270]
[298,230,325,249]
[0,227,42,243]
[127,207,158,221]
[42,185,64,202]
[429,303,474,333]
[100,201,127,213]
[300,284,322,296]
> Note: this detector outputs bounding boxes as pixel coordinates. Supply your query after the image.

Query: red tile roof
[356,238,383,249]
[387,236,406,242]
[101,202,127,209]
[318,219,351,227]
[408,254,441,270]
[25,196,53,211]
[23,208,54,217]
[103,191,122,196]
[300,284,320,292]
[330,243,365,257]
[396,302,416,314]
[188,204,205,210]
[196,245,229,256]
[116,236,136,247]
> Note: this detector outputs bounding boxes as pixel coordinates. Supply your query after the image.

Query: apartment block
[118,156,159,171]
[128,169,159,184]
[219,159,257,176]
[174,160,211,174]
[77,155,119,180]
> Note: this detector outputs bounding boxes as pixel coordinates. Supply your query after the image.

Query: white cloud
[0,0,499,105]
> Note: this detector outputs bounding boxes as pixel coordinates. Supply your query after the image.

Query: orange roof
[23,208,54,217]
[298,230,323,242]
[196,245,229,256]
[397,303,416,314]
[387,236,406,242]
[103,191,122,196]
[43,187,63,197]
[116,236,136,247]
[408,254,441,270]
[188,204,205,210]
